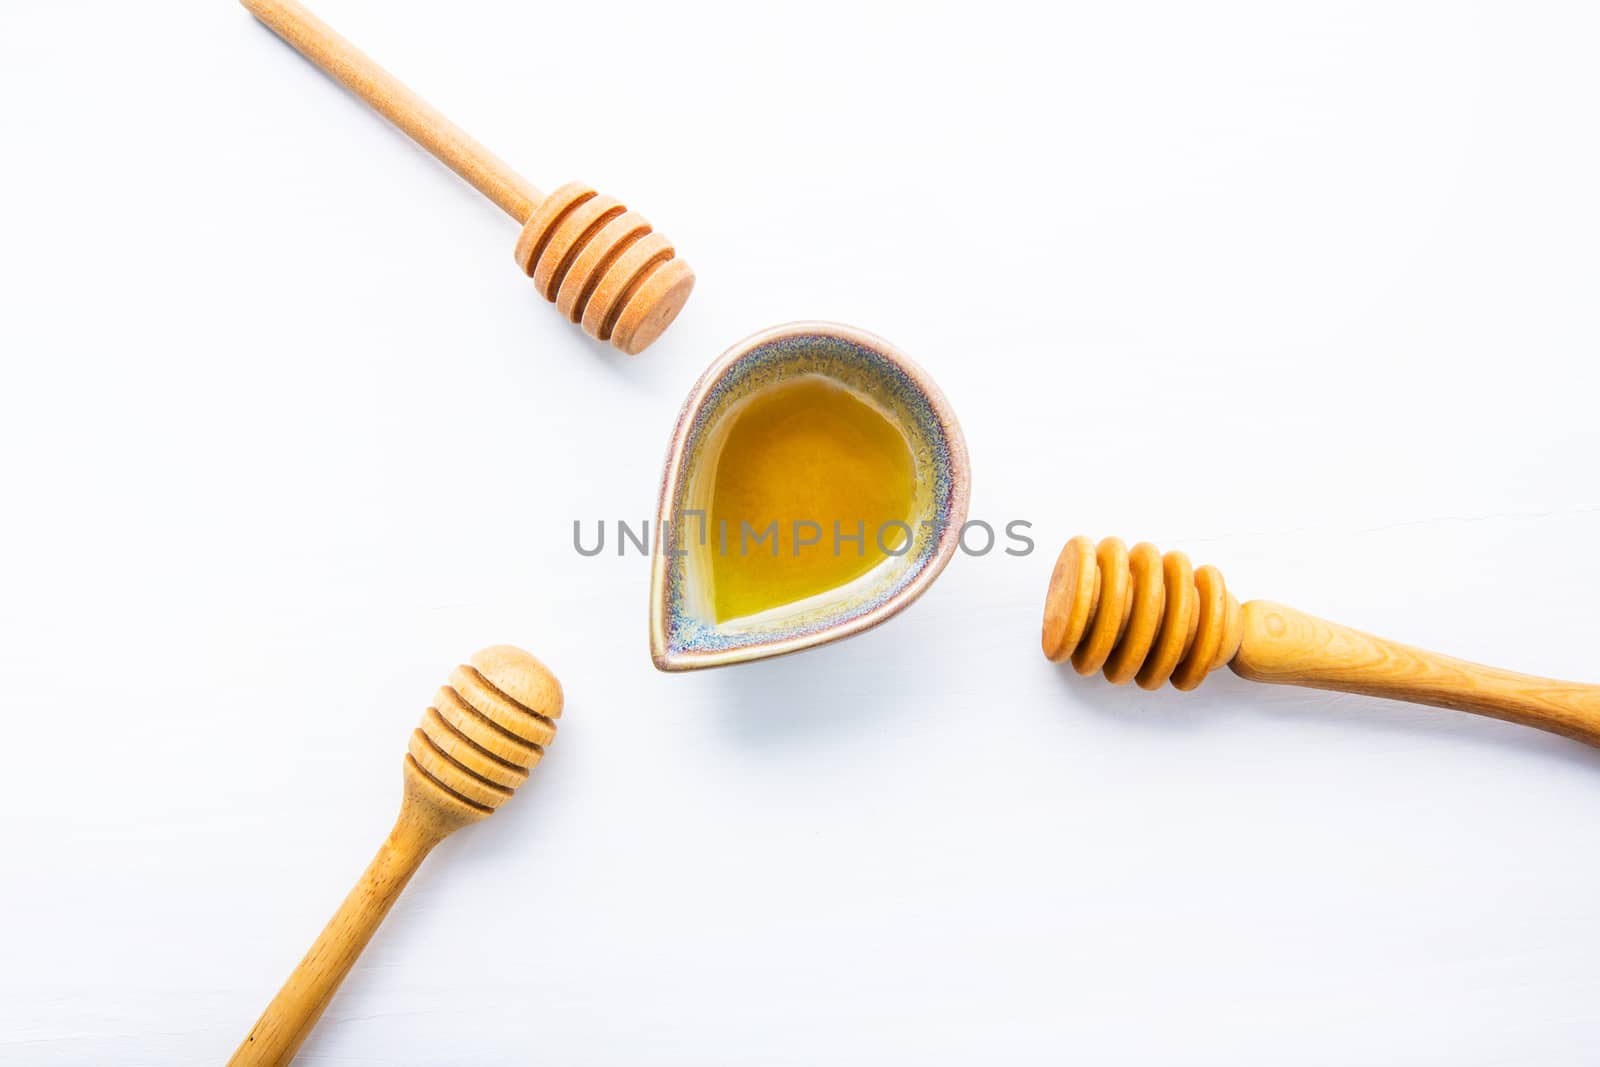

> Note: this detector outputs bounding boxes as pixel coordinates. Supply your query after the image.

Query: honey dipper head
[1042,536,1243,692]
[404,645,562,824]
[513,182,695,355]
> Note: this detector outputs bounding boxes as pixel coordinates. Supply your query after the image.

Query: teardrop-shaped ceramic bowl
[650,322,970,671]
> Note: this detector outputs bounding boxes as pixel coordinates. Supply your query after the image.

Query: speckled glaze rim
[649,321,971,671]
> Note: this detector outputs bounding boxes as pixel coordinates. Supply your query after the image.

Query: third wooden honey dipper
[1043,535,1600,747]
[240,0,694,355]
[229,645,562,1066]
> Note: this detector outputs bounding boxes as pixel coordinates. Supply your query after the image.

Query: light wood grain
[228,645,562,1067]
[239,0,692,353]
[1231,601,1600,746]
[1043,535,1600,746]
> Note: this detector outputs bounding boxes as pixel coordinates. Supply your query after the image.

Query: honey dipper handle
[241,0,542,221]
[1231,601,1600,747]
[228,806,443,1066]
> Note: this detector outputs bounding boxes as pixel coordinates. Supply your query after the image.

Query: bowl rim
[649,320,971,671]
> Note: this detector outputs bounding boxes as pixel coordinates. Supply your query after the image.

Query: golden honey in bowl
[707,375,915,622]
[650,322,970,672]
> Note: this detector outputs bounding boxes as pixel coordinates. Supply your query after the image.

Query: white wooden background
[3,1,1599,1063]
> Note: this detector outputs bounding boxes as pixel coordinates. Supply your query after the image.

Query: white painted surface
[3,1,1599,1063]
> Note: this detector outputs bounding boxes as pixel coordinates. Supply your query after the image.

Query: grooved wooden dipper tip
[407,644,563,820]
[228,644,562,1067]
[240,0,692,355]
[1042,535,1240,692]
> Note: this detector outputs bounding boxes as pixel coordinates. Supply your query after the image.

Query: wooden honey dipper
[1043,536,1600,746]
[229,645,562,1066]
[241,0,694,355]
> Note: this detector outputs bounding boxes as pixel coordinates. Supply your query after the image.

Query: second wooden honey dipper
[1044,536,1600,747]
[240,0,694,355]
